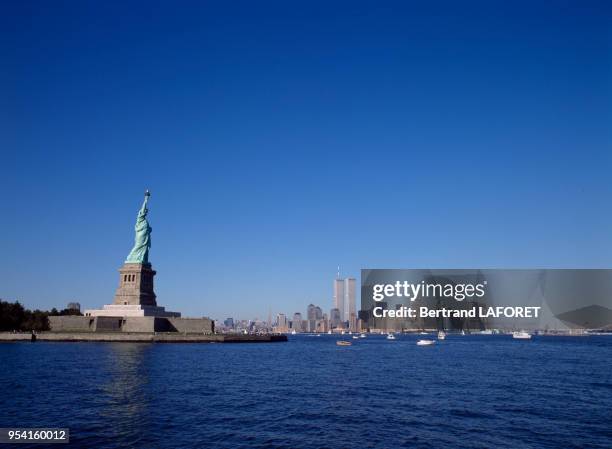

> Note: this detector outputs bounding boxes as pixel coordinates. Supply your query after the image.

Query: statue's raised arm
[138,190,151,217]
[126,190,153,264]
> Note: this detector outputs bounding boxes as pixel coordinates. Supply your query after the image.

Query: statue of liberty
[126,190,152,264]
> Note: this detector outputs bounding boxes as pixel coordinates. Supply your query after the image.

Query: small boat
[419,332,429,335]
[360,333,366,338]
[461,330,466,336]
[336,340,352,346]
[417,339,435,346]
[291,330,297,335]
[316,334,321,337]
[386,333,396,340]
[437,331,446,340]
[478,330,493,335]
[327,330,332,334]
[352,335,359,339]
[512,331,531,340]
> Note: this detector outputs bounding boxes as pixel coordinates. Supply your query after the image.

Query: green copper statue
[126,190,152,264]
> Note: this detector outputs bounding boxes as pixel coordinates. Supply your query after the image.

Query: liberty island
[0,191,286,343]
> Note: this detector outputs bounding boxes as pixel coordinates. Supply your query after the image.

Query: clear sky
[1,1,611,320]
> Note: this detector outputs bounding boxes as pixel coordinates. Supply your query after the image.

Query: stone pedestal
[84,262,180,318]
[114,263,157,306]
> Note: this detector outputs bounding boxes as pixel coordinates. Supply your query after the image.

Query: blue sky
[1,1,611,320]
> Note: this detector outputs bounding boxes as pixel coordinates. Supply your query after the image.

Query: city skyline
[216,270,359,324]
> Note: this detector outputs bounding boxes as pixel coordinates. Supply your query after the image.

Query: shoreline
[0,332,287,343]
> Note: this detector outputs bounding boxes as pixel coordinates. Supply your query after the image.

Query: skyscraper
[333,276,357,323]
[333,278,345,318]
[345,278,356,323]
[275,313,288,333]
[314,306,323,320]
[307,304,317,320]
[292,312,303,332]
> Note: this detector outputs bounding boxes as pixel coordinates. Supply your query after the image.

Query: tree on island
[0,300,82,332]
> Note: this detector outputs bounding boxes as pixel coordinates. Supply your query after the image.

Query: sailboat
[437,331,446,340]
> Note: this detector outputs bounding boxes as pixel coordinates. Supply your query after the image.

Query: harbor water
[0,334,611,448]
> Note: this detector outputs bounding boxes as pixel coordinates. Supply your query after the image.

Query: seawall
[0,332,287,343]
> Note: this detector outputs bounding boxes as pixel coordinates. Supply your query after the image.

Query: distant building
[314,306,323,320]
[349,312,357,332]
[333,277,356,322]
[275,313,289,333]
[307,304,317,320]
[307,319,317,332]
[330,308,342,329]
[224,317,235,329]
[317,318,329,333]
[333,279,345,319]
[345,278,356,322]
[306,304,324,326]
[291,312,303,332]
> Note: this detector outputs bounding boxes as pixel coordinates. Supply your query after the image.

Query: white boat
[437,331,446,340]
[417,339,435,346]
[419,332,429,335]
[336,340,352,346]
[512,331,531,340]
[352,335,359,339]
[461,330,466,336]
[478,330,493,335]
[291,330,296,335]
[327,330,332,334]
[386,333,396,340]
[360,333,366,338]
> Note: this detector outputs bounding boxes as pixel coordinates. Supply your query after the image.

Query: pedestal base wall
[84,304,181,318]
[49,316,214,334]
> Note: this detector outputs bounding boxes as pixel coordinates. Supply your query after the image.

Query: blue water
[1,335,611,448]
